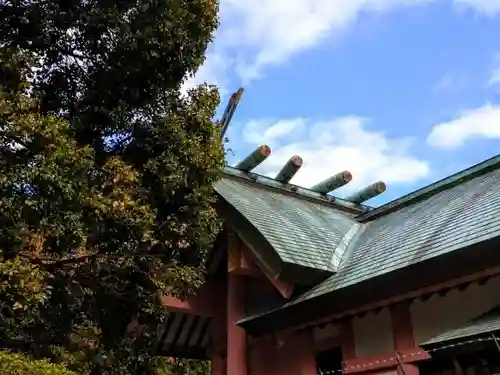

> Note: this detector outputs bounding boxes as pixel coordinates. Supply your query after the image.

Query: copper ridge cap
[222,166,374,214]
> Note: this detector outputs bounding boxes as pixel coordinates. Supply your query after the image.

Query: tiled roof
[215,177,360,271]
[219,154,500,327]
[422,307,500,345]
[289,158,500,303]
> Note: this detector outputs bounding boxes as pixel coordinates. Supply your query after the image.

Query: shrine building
[159,144,500,375]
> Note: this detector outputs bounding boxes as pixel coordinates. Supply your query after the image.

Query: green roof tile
[289,164,500,304]
[215,177,359,271]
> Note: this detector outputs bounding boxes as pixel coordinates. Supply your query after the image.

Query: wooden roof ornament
[275,155,303,183]
[310,171,353,194]
[220,87,244,139]
[346,181,387,204]
[217,87,385,205]
[234,145,272,172]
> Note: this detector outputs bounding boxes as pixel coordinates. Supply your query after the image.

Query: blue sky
[185,0,500,205]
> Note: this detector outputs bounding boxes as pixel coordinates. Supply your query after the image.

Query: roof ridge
[222,166,372,214]
[356,154,500,222]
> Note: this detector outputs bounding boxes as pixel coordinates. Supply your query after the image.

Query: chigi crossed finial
[218,87,387,205]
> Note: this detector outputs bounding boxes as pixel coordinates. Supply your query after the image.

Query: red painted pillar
[293,331,317,375]
[227,273,247,375]
[390,302,419,375]
[211,280,227,375]
[212,354,226,375]
[342,306,429,375]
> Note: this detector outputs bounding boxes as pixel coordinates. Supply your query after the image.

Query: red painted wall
[248,332,316,375]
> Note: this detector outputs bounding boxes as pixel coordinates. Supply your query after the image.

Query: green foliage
[156,358,210,375]
[0,0,219,149]
[0,0,223,373]
[0,351,77,375]
[0,254,51,348]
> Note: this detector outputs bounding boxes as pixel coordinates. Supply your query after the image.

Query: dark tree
[0,0,223,373]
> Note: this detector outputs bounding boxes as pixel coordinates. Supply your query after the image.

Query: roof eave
[238,236,500,336]
[279,261,333,287]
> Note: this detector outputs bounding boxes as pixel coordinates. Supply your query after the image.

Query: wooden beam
[229,243,295,299]
[160,283,217,317]
[228,244,261,278]
[262,266,295,299]
[342,348,430,374]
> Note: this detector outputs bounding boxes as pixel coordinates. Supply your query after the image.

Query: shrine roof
[223,153,500,332]
[215,169,362,273]
[422,306,500,345]
[289,154,500,303]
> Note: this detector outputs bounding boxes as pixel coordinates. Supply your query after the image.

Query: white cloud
[235,116,430,194]
[243,118,305,144]
[184,0,432,89]
[427,104,500,149]
[434,71,469,92]
[454,0,500,16]
[489,68,500,86]
[488,54,500,87]
[220,0,435,82]
[184,0,500,92]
